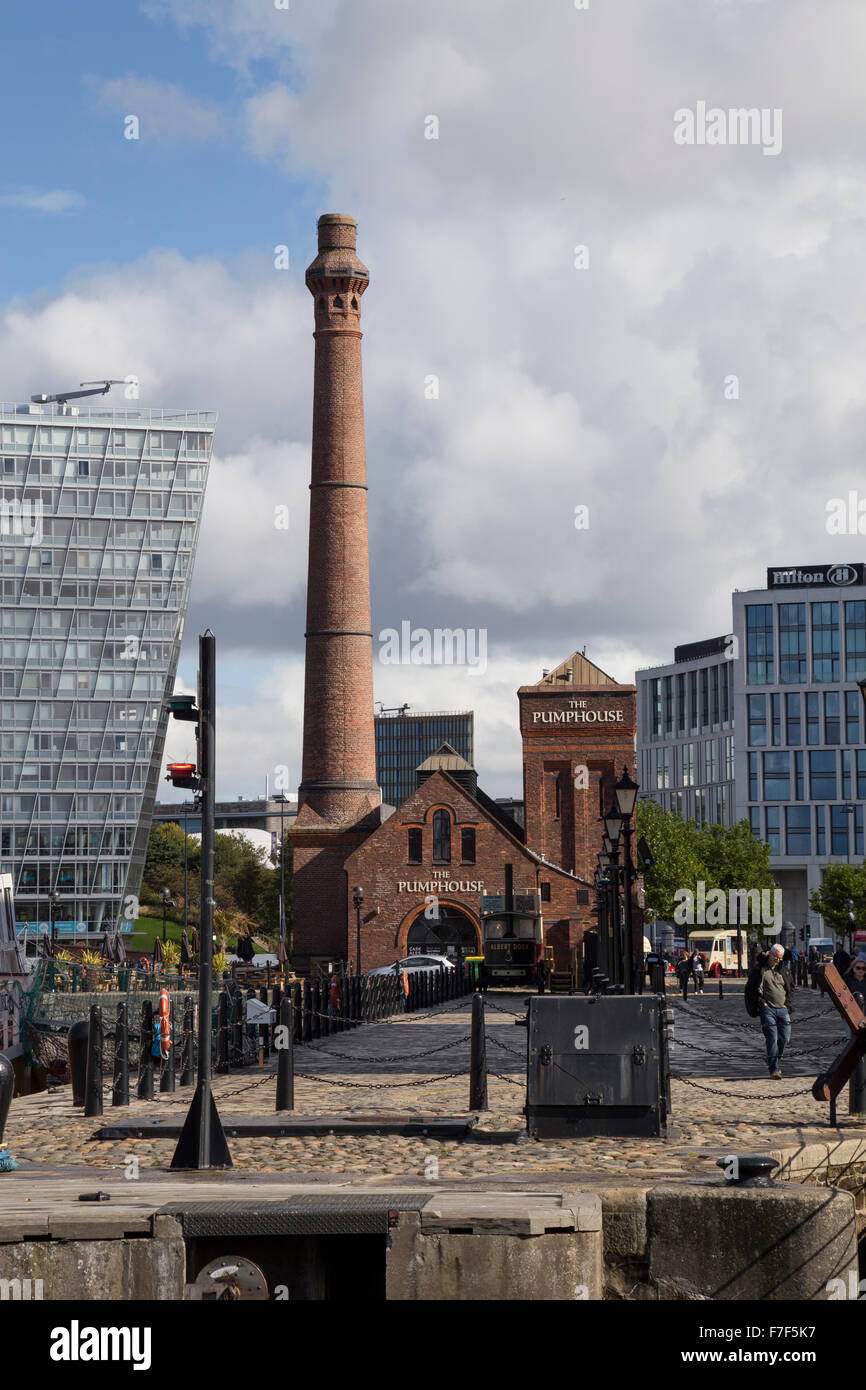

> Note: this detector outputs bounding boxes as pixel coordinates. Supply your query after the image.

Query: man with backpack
[745,942,794,1079]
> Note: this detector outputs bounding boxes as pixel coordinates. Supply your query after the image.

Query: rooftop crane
[30,379,125,407]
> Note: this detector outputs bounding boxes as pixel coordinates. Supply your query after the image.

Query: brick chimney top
[307,213,368,289]
[317,214,357,249]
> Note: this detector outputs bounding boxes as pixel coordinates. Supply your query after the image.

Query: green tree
[696,820,774,893]
[143,821,187,876]
[634,800,709,921]
[810,863,866,936]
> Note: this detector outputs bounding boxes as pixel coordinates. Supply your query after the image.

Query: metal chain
[294,1069,467,1090]
[671,1073,815,1100]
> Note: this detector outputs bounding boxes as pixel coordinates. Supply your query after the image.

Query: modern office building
[374,708,474,808]
[637,562,866,936]
[0,398,214,938]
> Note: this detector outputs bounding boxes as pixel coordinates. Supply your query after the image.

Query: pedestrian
[745,942,794,1079]
[678,954,690,995]
[844,953,866,1004]
[808,945,819,989]
[690,949,705,994]
[833,944,852,977]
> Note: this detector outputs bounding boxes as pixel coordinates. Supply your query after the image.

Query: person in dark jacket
[844,954,866,1002]
[747,943,795,1078]
[833,945,852,977]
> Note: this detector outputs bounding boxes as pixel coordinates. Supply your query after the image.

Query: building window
[831,804,850,856]
[663,676,673,735]
[746,604,774,684]
[676,674,686,733]
[655,747,670,790]
[700,667,709,728]
[682,743,695,787]
[779,603,806,682]
[748,752,759,801]
[858,749,866,800]
[785,693,801,745]
[809,750,837,800]
[703,739,719,784]
[461,827,476,864]
[806,692,820,745]
[541,881,551,903]
[846,690,860,745]
[771,693,782,746]
[432,809,451,863]
[765,806,780,855]
[845,601,866,682]
[843,748,852,799]
[816,804,826,855]
[785,806,811,856]
[650,678,662,738]
[688,670,698,734]
[725,734,734,781]
[407,827,422,864]
[749,807,761,840]
[710,665,720,726]
[763,751,790,800]
[795,750,804,800]
[747,694,766,746]
[824,691,840,744]
[721,662,730,724]
[717,784,729,825]
[812,602,840,681]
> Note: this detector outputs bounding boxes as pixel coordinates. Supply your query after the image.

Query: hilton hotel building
[636,564,866,938]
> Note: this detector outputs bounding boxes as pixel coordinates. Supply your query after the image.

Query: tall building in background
[375,709,474,807]
[0,398,214,938]
[636,563,866,937]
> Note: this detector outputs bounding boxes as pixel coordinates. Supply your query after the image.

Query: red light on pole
[166,762,199,790]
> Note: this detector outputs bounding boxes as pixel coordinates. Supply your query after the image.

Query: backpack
[744,968,761,1018]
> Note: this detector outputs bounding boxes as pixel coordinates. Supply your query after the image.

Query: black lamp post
[183,812,189,937]
[159,886,173,943]
[604,806,625,991]
[275,793,289,960]
[614,767,639,994]
[352,885,364,975]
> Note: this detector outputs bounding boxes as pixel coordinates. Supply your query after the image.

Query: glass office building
[375,709,474,808]
[0,399,214,938]
[637,564,866,939]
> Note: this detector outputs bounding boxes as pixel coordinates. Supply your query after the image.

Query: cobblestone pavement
[4,984,863,1184]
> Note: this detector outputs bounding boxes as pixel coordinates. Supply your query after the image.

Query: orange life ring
[330,975,342,1013]
[156,988,171,1060]
[402,970,409,996]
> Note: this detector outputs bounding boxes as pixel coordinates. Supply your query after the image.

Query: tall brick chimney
[298,214,380,825]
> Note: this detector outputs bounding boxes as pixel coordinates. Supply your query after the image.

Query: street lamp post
[183,812,188,937]
[352,885,364,975]
[614,768,640,995]
[159,886,173,944]
[275,793,289,965]
[605,807,627,991]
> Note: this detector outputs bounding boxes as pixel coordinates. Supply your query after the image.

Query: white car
[367,954,455,977]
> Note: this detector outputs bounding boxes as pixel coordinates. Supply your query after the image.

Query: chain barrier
[294,1069,467,1090]
[671,1073,815,1101]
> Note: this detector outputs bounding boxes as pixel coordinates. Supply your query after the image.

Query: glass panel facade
[375,711,474,808]
[0,404,213,935]
[746,604,774,684]
[778,603,806,683]
[811,602,839,681]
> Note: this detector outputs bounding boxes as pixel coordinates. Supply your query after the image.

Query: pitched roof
[524,649,620,689]
[415,742,474,774]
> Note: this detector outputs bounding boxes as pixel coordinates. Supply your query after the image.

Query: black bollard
[0,1053,14,1145]
[718,973,724,999]
[84,1004,103,1117]
[469,992,488,1111]
[181,996,195,1087]
[232,987,244,1066]
[137,1001,154,1101]
[216,990,229,1073]
[292,981,302,1040]
[275,997,294,1111]
[112,1002,129,1107]
[68,1018,89,1107]
[160,998,176,1092]
[682,973,689,1001]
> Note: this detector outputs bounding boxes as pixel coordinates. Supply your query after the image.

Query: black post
[112,1002,129,1107]
[181,996,195,1086]
[621,817,635,994]
[171,631,232,1168]
[0,1054,13,1146]
[84,1005,103,1117]
[138,1000,154,1101]
[718,972,724,998]
[160,998,176,1092]
[259,986,270,1057]
[68,1018,89,1106]
[469,992,488,1111]
[232,986,244,1065]
[216,989,229,1073]
[276,996,294,1111]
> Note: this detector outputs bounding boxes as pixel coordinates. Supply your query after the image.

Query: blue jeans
[761,1004,791,1074]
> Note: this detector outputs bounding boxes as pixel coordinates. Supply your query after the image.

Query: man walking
[746,942,794,1079]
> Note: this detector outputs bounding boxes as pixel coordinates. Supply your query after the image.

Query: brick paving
[4,984,863,1184]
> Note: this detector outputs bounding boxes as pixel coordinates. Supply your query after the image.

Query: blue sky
[1,0,865,802]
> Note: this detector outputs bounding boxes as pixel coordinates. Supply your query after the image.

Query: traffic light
[166,761,200,791]
[805,925,811,939]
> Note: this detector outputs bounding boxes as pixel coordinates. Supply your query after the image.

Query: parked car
[367,954,455,977]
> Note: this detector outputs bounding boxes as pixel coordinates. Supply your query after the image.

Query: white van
[687,929,748,977]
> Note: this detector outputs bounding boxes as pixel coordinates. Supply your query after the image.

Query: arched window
[432,809,451,863]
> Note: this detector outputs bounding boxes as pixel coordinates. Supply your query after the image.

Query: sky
[1,0,865,801]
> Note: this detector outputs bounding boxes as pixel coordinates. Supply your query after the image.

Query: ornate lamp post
[614,767,639,994]
[49,889,60,953]
[159,886,173,944]
[604,806,625,991]
[274,793,289,962]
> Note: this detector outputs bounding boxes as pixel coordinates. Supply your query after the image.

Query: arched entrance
[406,904,479,961]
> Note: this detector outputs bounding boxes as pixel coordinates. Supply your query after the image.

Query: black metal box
[525,994,672,1138]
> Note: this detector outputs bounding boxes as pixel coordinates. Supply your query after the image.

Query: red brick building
[290,215,639,975]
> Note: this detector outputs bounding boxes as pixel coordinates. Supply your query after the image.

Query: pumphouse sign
[397,879,485,893]
[532,699,625,724]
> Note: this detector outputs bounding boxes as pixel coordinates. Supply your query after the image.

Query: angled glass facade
[375,710,474,808]
[0,401,214,938]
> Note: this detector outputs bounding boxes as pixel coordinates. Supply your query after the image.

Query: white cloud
[88,74,226,143]
[0,189,85,213]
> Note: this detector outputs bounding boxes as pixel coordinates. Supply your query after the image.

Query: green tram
[478,868,545,991]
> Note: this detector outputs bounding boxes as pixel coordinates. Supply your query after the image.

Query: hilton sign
[532,699,625,724]
[767,564,864,589]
